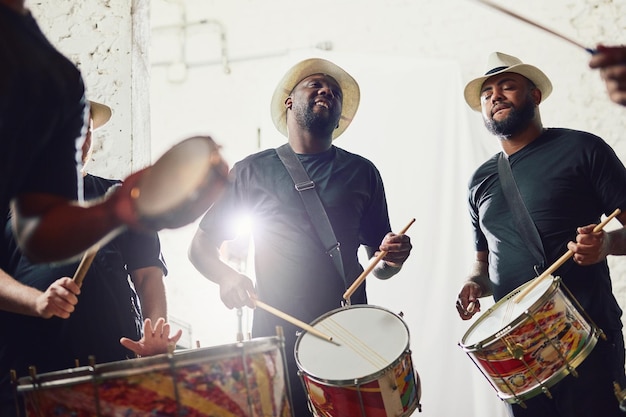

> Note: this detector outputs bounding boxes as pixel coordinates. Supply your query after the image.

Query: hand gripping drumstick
[253,299,339,345]
[513,208,621,303]
[72,245,100,287]
[343,218,416,302]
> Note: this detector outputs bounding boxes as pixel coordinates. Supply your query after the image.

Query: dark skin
[589,44,626,106]
[189,73,412,310]
[456,72,626,320]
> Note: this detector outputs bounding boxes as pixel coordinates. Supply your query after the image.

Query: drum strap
[498,152,546,274]
[275,144,347,288]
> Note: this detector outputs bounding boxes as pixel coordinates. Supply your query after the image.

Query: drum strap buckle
[295,180,315,191]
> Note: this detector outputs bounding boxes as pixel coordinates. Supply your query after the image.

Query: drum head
[295,305,409,384]
[134,136,218,218]
[461,276,555,347]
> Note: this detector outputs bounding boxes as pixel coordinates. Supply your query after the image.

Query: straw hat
[270,58,360,139]
[89,100,112,130]
[464,52,552,111]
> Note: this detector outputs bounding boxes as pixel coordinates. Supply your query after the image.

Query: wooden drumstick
[343,218,416,302]
[72,245,99,287]
[514,208,621,303]
[253,299,338,345]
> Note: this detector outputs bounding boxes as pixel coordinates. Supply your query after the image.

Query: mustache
[491,103,512,116]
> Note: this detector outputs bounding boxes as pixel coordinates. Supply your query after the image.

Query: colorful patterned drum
[295,305,421,417]
[459,276,600,405]
[17,337,292,417]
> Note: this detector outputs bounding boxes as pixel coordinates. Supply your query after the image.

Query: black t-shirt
[468,128,626,331]
[0,175,167,405]
[199,145,392,346]
[0,4,87,219]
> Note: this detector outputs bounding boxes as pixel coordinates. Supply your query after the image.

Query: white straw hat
[464,52,552,111]
[270,58,360,139]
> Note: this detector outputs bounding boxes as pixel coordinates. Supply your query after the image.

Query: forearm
[466,259,493,297]
[0,269,40,316]
[133,268,168,320]
[13,197,125,263]
[372,261,402,280]
[189,233,238,285]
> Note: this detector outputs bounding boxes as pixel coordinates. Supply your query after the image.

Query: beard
[483,94,536,138]
[291,100,341,137]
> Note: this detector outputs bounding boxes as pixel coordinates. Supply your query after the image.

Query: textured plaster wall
[29,0,150,177]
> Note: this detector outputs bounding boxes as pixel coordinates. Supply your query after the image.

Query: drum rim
[17,336,283,390]
[459,276,560,349]
[294,304,411,385]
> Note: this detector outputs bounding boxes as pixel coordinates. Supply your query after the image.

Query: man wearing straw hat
[0,101,182,417]
[190,57,412,416]
[456,52,626,416]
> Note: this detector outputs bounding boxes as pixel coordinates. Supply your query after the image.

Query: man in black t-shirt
[456,51,626,417]
[189,58,413,416]
[0,101,182,416]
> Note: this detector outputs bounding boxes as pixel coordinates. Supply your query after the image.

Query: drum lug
[540,385,553,399]
[614,381,626,412]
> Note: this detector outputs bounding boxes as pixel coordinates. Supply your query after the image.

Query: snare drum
[17,337,292,417]
[459,276,600,405]
[295,305,421,417]
[133,135,229,230]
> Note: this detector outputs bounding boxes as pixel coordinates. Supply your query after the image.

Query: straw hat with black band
[270,58,360,140]
[464,52,553,112]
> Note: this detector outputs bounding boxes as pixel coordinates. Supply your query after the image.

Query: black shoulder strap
[275,144,347,287]
[497,152,546,273]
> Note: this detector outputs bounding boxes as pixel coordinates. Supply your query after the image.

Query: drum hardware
[460,276,600,405]
[15,334,293,417]
[613,382,626,412]
[236,307,244,342]
[557,277,607,342]
[342,218,415,303]
[295,305,421,416]
[460,210,621,405]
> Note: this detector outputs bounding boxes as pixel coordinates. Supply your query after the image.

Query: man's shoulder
[547,127,602,142]
[239,148,278,164]
[333,146,379,168]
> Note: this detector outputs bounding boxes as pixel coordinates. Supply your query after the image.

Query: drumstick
[253,299,338,345]
[472,0,596,54]
[514,208,621,303]
[343,218,416,301]
[72,245,99,287]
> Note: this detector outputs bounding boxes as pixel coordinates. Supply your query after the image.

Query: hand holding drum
[73,136,228,288]
[128,135,229,230]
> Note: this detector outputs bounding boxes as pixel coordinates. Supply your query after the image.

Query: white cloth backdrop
[154,52,509,417]
[335,53,508,417]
